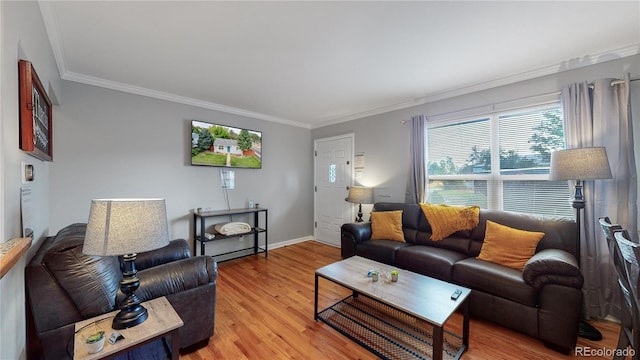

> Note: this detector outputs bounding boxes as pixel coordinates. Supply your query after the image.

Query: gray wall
[51,81,314,254]
[1,2,638,359]
[312,55,640,226]
[1,2,62,359]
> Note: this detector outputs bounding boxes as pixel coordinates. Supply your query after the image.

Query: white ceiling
[39,1,640,128]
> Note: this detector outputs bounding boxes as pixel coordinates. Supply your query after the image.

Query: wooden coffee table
[74,296,183,360]
[314,256,470,360]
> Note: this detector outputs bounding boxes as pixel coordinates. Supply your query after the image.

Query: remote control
[451,289,462,300]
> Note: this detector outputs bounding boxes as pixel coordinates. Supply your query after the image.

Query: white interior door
[314,134,354,247]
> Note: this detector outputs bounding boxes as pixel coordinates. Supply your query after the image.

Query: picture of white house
[213,138,243,156]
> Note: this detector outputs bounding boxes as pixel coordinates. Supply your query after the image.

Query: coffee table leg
[314,274,319,321]
[433,326,443,360]
[463,298,470,348]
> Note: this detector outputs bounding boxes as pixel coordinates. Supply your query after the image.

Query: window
[329,164,337,183]
[426,104,573,218]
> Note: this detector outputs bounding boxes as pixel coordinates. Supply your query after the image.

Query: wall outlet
[197,206,216,213]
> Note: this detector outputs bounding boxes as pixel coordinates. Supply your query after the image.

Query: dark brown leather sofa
[26,223,218,360]
[341,202,584,353]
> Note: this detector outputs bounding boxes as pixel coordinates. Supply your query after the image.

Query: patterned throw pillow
[419,203,480,241]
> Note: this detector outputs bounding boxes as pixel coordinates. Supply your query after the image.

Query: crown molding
[313,43,640,129]
[38,1,310,129]
[39,1,67,79]
[39,1,637,130]
[62,71,311,128]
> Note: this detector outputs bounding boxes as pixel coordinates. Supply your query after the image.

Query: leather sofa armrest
[124,256,218,303]
[522,249,583,290]
[342,222,372,243]
[134,239,192,271]
[341,222,372,258]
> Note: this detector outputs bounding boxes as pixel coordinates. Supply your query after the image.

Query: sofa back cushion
[373,202,473,254]
[469,209,577,258]
[373,202,577,258]
[43,224,121,318]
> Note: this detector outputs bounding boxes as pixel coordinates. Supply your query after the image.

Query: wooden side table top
[74,296,183,360]
[0,237,31,279]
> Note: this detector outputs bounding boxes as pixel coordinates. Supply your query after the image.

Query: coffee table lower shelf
[317,295,465,360]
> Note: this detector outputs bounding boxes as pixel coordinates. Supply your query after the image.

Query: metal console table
[193,207,267,261]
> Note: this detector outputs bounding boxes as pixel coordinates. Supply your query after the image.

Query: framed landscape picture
[19,59,53,161]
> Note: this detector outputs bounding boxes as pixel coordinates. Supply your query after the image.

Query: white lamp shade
[345,186,374,204]
[549,147,612,181]
[83,198,170,256]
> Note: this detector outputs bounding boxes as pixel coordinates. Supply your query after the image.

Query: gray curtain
[562,74,637,319]
[405,115,426,204]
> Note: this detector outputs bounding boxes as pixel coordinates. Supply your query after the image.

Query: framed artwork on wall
[19,59,53,161]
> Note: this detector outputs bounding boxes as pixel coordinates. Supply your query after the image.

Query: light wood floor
[180,241,625,360]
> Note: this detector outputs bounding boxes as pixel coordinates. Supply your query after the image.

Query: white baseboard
[269,235,315,250]
[312,239,341,248]
[269,236,340,250]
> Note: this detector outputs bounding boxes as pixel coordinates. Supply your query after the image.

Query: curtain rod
[401,91,561,124]
[589,77,639,88]
[402,77,638,125]
[611,78,639,86]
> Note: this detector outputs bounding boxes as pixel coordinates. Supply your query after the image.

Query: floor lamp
[549,147,613,341]
[345,186,374,222]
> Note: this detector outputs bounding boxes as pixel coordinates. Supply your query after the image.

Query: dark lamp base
[112,304,149,330]
[355,203,364,223]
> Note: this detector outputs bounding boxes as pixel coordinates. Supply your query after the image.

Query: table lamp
[83,198,170,329]
[345,186,374,222]
[549,147,612,341]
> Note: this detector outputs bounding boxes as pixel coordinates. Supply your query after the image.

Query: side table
[74,296,184,360]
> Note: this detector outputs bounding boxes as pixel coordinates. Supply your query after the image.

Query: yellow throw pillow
[477,220,545,271]
[419,203,480,241]
[371,210,405,242]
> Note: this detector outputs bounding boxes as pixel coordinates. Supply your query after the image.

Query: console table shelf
[193,207,267,261]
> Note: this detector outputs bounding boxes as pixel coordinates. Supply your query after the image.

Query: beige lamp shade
[549,147,612,181]
[345,186,374,204]
[83,198,170,256]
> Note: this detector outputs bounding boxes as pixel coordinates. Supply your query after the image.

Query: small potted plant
[390,269,399,282]
[85,330,105,354]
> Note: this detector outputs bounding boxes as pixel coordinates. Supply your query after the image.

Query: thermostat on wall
[21,162,34,183]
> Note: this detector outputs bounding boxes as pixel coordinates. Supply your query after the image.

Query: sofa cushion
[477,220,545,271]
[43,244,121,318]
[371,210,405,242]
[453,257,538,307]
[468,209,577,259]
[395,245,468,282]
[355,239,410,265]
[419,203,480,240]
[374,202,475,253]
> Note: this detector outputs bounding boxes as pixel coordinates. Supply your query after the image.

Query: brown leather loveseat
[26,223,218,359]
[341,202,583,353]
